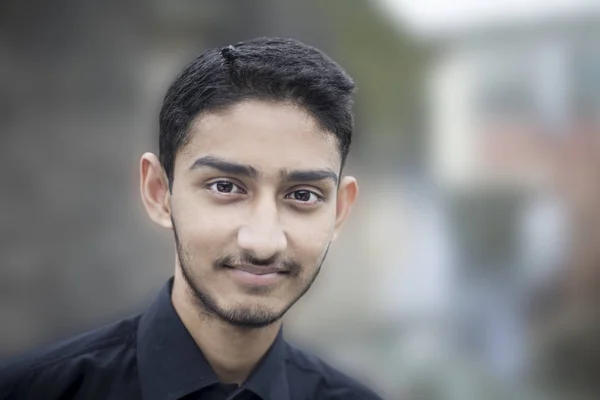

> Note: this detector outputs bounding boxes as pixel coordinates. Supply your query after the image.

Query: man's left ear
[332,176,358,241]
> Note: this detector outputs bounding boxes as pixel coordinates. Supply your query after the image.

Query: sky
[375,0,600,38]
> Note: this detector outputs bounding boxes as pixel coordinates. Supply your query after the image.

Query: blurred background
[2,0,600,398]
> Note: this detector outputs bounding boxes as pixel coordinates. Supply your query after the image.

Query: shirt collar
[242,328,289,400]
[137,278,289,400]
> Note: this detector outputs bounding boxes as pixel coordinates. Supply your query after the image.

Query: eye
[285,189,323,205]
[207,180,245,195]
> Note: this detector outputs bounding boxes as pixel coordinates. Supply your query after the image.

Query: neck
[171,271,281,384]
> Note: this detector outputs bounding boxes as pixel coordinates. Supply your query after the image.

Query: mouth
[224,264,288,286]
[225,264,288,275]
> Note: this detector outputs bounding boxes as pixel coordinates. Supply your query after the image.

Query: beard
[172,220,329,329]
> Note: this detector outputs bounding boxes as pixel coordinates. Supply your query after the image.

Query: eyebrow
[281,169,338,185]
[189,155,258,178]
[189,155,338,185]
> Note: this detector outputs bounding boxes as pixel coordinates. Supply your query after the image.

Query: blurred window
[446,188,527,274]
[572,44,600,121]
[474,48,538,123]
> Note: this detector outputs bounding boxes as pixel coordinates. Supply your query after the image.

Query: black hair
[158,37,355,186]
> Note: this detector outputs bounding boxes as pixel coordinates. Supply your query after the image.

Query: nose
[237,199,287,261]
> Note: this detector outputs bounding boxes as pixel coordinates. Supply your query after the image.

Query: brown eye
[294,190,311,202]
[207,180,245,194]
[285,190,322,205]
[216,182,233,193]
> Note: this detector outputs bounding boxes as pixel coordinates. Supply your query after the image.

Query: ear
[332,176,358,241]
[140,152,173,229]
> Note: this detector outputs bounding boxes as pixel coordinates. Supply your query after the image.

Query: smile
[226,264,286,275]
[225,264,288,286]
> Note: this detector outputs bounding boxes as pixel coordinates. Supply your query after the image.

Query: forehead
[177,100,341,174]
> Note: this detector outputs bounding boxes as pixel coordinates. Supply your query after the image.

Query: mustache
[214,253,301,276]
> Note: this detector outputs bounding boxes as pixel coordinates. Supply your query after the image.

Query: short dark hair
[158,37,356,186]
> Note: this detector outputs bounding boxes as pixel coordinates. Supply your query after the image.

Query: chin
[216,302,286,328]
[224,297,288,317]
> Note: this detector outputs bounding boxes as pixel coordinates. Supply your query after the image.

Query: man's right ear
[140,153,173,229]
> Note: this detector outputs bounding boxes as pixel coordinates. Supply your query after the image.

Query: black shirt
[0,279,383,400]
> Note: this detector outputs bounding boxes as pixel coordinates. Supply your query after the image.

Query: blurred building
[416,3,600,399]
[365,1,600,398]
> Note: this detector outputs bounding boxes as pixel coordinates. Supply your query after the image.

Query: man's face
[165,100,351,328]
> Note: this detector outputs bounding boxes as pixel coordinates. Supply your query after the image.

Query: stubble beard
[172,222,329,329]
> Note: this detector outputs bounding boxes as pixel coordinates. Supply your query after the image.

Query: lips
[226,264,286,276]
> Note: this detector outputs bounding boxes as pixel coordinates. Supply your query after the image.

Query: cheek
[173,198,241,248]
[285,213,335,259]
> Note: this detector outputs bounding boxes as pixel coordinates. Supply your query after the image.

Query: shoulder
[0,315,140,397]
[284,342,384,400]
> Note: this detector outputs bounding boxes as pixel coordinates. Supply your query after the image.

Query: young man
[0,37,382,399]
